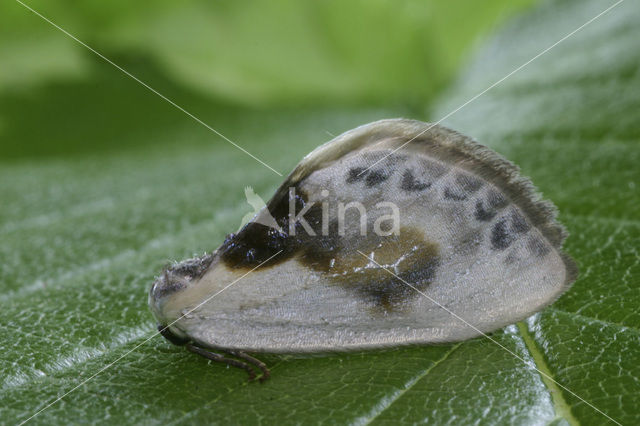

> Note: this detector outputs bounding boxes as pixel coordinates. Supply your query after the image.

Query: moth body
[149,119,576,377]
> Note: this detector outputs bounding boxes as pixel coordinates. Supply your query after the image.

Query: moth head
[148,252,215,343]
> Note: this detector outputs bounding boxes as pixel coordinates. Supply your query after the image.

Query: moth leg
[186,344,256,382]
[228,351,271,383]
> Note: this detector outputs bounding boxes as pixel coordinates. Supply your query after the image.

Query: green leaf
[1,0,639,424]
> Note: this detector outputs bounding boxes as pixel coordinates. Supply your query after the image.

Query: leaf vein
[350,343,462,426]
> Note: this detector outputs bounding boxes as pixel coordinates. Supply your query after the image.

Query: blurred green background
[2,0,639,425]
[0,0,532,159]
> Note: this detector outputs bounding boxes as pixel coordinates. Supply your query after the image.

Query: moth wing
[157,119,577,353]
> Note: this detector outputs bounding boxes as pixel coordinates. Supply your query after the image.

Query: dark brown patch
[220,186,440,312]
[303,230,440,312]
[219,189,309,269]
[400,169,430,192]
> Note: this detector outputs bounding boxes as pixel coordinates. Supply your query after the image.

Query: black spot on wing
[475,189,509,222]
[511,210,531,233]
[491,218,515,250]
[444,187,467,201]
[487,190,508,209]
[400,170,430,191]
[365,170,390,187]
[346,167,391,187]
[346,168,366,183]
[474,200,496,221]
[488,209,531,252]
[444,173,483,200]
[456,173,483,192]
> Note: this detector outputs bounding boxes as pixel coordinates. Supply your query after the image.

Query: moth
[149,119,577,382]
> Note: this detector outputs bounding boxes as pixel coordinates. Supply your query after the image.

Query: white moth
[149,119,577,381]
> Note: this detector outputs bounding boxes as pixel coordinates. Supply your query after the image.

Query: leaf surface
[1,0,639,424]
